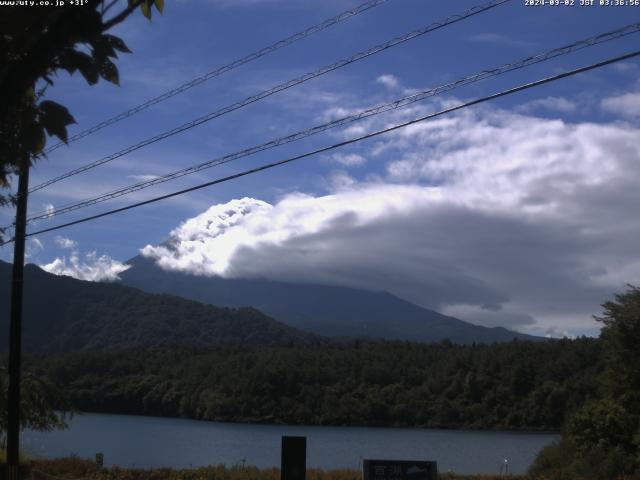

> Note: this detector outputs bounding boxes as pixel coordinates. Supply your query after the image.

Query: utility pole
[6,163,30,480]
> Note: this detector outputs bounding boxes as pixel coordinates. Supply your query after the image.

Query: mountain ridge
[119,254,541,344]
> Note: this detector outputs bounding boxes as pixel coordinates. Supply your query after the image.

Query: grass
[19,457,640,480]
[0,449,31,465]
[25,457,531,480]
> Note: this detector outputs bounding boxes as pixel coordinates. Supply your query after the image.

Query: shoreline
[61,410,562,435]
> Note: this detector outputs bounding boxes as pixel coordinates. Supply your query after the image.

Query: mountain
[0,260,321,352]
[120,255,540,344]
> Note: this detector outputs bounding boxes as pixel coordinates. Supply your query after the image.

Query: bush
[529,438,639,480]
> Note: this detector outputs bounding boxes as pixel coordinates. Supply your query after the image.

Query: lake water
[23,413,559,475]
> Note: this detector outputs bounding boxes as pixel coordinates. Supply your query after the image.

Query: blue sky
[2,0,640,337]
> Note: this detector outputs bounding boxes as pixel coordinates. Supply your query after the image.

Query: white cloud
[54,236,78,249]
[42,203,55,218]
[139,99,640,336]
[612,62,638,74]
[141,198,272,276]
[376,74,399,89]
[326,170,357,191]
[25,238,44,259]
[319,106,354,123]
[128,174,160,182]
[41,250,129,281]
[544,326,573,339]
[328,153,366,167]
[517,96,577,114]
[601,92,640,118]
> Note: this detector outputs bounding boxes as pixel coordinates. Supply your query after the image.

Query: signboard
[363,460,437,480]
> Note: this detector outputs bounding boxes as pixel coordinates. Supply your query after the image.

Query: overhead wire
[28,0,511,194]
[4,48,635,245]
[24,22,640,224]
[41,0,391,155]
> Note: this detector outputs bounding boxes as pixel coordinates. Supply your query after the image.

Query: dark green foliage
[529,438,638,480]
[26,338,601,431]
[37,101,76,143]
[596,286,640,412]
[0,365,71,435]
[530,286,640,479]
[566,399,637,454]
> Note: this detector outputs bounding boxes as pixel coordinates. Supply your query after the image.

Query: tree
[0,366,72,444]
[0,0,163,239]
[594,285,640,473]
[1,1,165,471]
[530,286,640,479]
[596,285,640,409]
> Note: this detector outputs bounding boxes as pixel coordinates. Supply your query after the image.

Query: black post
[6,166,30,480]
[281,436,306,480]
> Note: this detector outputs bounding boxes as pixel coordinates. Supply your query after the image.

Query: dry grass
[25,457,640,480]
[27,458,532,480]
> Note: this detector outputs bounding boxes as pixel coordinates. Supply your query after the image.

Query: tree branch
[102,0,144,32]
[102,0,121,16]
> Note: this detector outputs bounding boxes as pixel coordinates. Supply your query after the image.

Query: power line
[9,48,637,244]
[41,0,390,155]
[24,22,640,223]
[29,0,510,194]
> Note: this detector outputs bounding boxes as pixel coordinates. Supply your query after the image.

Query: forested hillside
[26,338,601,431]
[0,261,321,351]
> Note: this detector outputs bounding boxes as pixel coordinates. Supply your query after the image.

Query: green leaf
[91,37,117,61]
[38,100,76,143]
[99,60,120,86]
[58,50,99,85]
[104,34,132,54]
[155,0,164,13]
[140,1,152,20]
[56,48,79,76]
[79,68,99,85]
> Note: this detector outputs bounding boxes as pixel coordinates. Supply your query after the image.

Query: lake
[23,413,559,475]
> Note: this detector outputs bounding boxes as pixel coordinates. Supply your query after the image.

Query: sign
[363,460,437,480]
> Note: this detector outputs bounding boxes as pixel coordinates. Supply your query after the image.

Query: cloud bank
[139,101,640,336]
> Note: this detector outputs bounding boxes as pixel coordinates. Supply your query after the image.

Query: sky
[2,0,640,338]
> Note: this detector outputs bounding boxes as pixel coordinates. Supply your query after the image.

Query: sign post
[281,436,306,480]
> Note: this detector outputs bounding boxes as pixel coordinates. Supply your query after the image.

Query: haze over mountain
[120,254,540,344]
[0,260,320,352]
